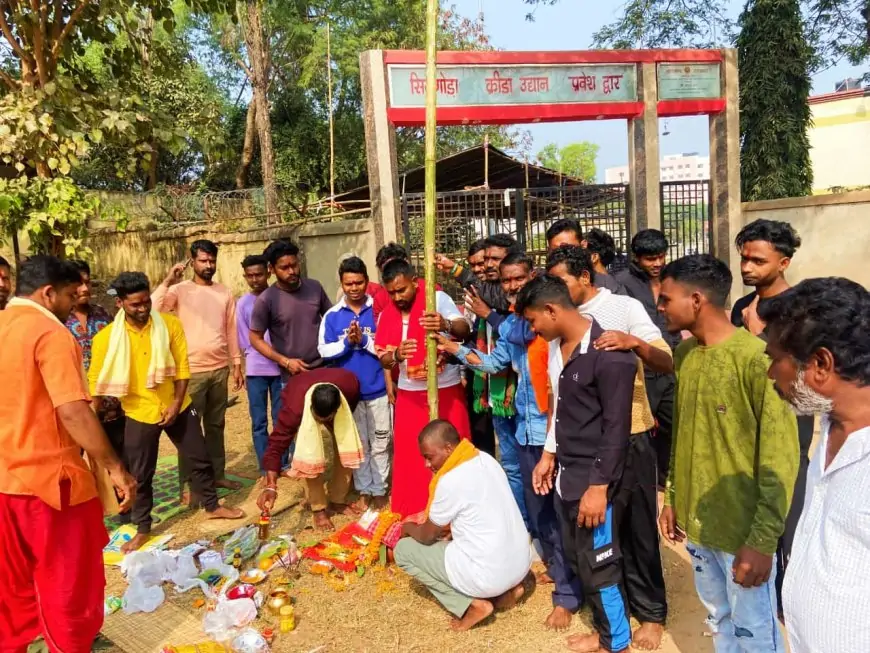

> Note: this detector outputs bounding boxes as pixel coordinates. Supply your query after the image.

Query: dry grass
[103,392,713,653]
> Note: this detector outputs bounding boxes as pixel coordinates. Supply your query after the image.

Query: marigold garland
[350,511,401,567]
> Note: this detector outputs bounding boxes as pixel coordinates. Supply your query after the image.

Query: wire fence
[92,186,370,230]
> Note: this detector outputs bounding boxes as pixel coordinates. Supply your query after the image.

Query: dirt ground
[103,390,715,653]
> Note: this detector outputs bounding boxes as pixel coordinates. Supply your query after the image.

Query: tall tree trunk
[146,143,159,190]
[236,99,258,189]
[243,0,279,223]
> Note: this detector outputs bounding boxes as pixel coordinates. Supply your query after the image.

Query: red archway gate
[382,49,725,126]
[359,48,742,300]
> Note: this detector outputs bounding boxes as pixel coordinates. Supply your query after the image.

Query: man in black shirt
[731,219,800,333]
[583,228,627,295]
[462,239,496,457]
[518,276,636,653]
[616,229,678,486]
[546,219,625,296]
[731,218,811,618]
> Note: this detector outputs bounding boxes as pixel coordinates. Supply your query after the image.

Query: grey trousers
[394,538,472,618]
[180,366,229,491]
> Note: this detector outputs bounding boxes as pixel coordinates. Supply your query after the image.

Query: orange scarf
[425,439,479,519]
[527,334,550,414]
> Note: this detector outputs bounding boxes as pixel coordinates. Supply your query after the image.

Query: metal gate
[660,180,713,261]
[401,183,631,295]
[522,184,630,271]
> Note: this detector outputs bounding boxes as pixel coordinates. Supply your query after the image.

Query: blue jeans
[686,542,785,653]
[519,444,582,611]
[247,375,288,473]
[493,415,528,528]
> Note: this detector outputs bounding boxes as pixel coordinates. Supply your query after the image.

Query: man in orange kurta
[0,256,136,652]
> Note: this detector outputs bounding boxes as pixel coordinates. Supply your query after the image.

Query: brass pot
[265,589,291,616]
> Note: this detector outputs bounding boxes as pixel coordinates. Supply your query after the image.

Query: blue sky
[451,0,865,181]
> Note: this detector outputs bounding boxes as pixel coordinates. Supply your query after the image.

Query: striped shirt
[577,288,671,434]
[784,416,870,652]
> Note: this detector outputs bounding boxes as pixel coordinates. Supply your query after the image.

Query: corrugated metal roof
[334,144,584,202]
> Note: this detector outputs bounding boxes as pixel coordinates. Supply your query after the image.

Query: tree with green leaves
[0,0,232,257]
[536,141,599,182]
[200,1,530,204]
[584,0,868,73]
[737,0,813,200]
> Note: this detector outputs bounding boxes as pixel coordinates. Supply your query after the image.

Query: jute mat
[104,456,256,531]
[101,602,205,653]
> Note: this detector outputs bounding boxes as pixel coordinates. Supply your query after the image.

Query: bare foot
[351,496,370,513]
[567,633,600,653]
[371,495,389,510]
[180,491,201,508]
[536,570,555,585]
[205,506,245,521]
[328,502,360,518]
[280,469,294,480]
[545,605,573,631]
[313,510,335,531]
[632,622,663,650]
[449,599,494,631]
[493,583,525,611]
[120,533,151,554]
[215,479,243,491]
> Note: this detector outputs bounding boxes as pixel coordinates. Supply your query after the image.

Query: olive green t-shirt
[665,328,799,556]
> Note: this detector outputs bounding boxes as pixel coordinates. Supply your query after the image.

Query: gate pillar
[360,50,402,251]
[627,61,662,234]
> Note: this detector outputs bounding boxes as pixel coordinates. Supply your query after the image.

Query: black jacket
[554,320,637,501]
[616,262,682,353]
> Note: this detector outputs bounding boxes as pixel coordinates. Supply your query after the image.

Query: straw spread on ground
[99,392,714,653]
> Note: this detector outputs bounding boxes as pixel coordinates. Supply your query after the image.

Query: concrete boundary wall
[85,217,378,301]
[740,190,870,291]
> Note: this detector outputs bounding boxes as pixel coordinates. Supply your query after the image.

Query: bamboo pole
[484,134,490,235]
[326,21,335,201]
[424,0,439,419]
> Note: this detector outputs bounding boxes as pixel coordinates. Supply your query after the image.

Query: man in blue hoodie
[318,257,392,510]
[434,252,583,633]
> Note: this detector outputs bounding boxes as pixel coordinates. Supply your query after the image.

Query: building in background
[808,80,870,193]
[605,153,710,185]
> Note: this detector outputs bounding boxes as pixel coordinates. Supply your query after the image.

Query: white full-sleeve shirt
[783,415,870,653]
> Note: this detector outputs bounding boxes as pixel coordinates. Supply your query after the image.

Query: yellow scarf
[95,309,176,398]
[425,439,479,519]
[289,383,364,478]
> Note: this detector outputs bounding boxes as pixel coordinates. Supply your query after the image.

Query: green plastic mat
[103,455,254,530]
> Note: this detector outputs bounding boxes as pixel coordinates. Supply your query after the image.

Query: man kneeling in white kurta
[394,419,532,631]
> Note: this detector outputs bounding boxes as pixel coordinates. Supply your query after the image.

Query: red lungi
[390,384,471,518]
[0,481,108,653]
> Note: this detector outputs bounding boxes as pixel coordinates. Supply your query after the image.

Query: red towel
[375,281,428,380]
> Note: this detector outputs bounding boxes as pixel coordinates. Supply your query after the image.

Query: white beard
[787,369,834,416]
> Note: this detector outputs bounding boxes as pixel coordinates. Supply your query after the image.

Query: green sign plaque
[657,63,722,100]
[388,64,638,108]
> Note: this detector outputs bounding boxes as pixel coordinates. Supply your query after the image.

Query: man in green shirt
[657,254,797,653]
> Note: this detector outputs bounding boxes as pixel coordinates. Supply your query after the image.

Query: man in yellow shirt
[90,272,244,552]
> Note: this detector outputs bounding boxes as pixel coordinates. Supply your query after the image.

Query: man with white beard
[760,277,870,653]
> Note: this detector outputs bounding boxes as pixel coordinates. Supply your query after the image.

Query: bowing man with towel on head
[257,367,363,531]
